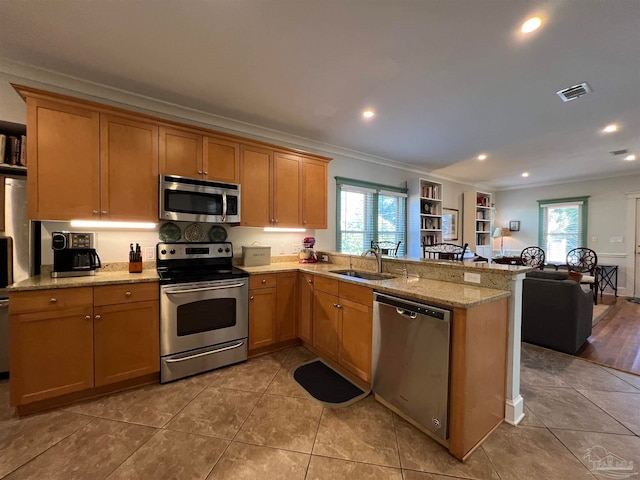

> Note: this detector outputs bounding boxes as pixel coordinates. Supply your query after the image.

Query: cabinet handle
[92,210,99,215]
[84,315,91,320]
[336,304,342,309]
[95,315,101,320]
[198,170,203,175]
[125,291,132,297]
[307,279,312,284]
[303,220,307,224]
[333,303,338,308]
[101,210,108,215]
[203,171,208,175]
[271,218,275,223]
[261,279,267,284]
[250,296,254,300]
[49,298,57,303]
[275,219,278,223]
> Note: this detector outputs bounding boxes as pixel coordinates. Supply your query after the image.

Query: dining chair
[566,247,599,304]
[423,243,468,261]
[520,246,545,269]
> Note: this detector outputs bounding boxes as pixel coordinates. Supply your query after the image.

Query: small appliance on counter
[51,232,102,278]
[299,236,317,264]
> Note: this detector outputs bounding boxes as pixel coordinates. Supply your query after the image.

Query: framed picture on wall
[443,208,459,241]
[509,220,520,232]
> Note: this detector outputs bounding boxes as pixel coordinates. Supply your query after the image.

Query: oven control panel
[157,242,232,260]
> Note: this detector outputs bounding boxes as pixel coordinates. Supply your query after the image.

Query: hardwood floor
[576,295,640,375]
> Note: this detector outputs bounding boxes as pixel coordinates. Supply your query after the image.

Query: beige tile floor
[0,343,639,480]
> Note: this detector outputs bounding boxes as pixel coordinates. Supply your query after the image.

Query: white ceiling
[1,0,639,188]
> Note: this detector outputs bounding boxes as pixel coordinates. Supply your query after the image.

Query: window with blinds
[336,177,407,256]
[538,197,589,263]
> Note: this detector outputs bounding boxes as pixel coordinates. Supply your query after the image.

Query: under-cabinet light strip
[70,220,157,229]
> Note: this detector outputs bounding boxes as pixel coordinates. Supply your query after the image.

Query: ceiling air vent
[610,149,629,156]
[556,82,592,102]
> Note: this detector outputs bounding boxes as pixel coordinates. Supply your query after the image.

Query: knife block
[128,261,143,273]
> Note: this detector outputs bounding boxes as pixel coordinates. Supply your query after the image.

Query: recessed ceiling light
[624,154,637,161]
[521,172,530,178]
[603,124,618,133]
[362,110,375,119]
[477,154,487,160]
[521,17,542,33]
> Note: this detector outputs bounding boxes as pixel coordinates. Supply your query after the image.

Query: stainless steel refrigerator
[0,177,32,375]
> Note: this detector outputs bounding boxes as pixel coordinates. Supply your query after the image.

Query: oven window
[177,298,236,336]
[165,190,223,215]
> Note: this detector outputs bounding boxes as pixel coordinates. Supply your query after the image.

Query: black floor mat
[293,360,367,405]
[628,297,640,304]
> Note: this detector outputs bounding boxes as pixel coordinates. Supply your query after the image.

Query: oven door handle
[221,191,227,222]
[164,282,246,295]
[164,341,245,363]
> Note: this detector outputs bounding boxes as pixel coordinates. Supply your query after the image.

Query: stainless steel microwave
[159,175,241,223]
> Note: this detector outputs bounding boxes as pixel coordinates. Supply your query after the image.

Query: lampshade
[492,227,510,238]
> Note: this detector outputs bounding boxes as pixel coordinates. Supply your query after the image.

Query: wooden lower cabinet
[94,300,159,387]
[338,298,373,382]
[248,287,277,351]
[276,272,297,341]
[298,273,314,343]
[312,289,340,361]
[8,283,159,408]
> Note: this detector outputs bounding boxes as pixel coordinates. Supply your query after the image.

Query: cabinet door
[159,127,203,178]
[313,290,339,361]
[298,273,314,344]
[240,145,272,226]
[276,272,298,342]
[302,158,328,229]
[204,137,240,183]
[100,114,159,222]
[273,152,302,227]
[248,287,277,351]
[338,298,373,382]
[10,306,94,405]
[26,97,100,220]
[94,300,159,387]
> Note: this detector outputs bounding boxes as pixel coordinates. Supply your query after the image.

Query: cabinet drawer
[249,274,277,290]
[94,282,159,306]
[9,287,93,314]
[314,275,339,296]
[339,282,373,306]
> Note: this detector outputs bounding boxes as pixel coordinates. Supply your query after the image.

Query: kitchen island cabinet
[8,281,159,414]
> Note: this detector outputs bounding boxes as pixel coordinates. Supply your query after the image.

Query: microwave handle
[222,191,227,222]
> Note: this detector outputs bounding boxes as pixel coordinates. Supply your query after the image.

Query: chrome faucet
[362,248,382,273]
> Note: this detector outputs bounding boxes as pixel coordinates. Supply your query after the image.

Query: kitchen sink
[329,269,396,281]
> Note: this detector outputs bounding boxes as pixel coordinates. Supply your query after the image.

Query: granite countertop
[240,262,510,308]
[8,269,160,292]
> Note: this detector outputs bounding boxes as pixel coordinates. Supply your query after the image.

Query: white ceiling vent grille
[556,82,592,102]
[610,149,629,156]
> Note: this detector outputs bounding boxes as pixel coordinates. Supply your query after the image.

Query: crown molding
[494,170,640,192]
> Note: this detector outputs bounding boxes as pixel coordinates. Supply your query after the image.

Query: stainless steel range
[157,242,249,383]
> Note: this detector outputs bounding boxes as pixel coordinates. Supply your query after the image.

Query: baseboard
[505,395,525,426]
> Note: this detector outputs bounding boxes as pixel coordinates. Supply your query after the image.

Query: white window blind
[538,197,588,263]
[336,179,407,256]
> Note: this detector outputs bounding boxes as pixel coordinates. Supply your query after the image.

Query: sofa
[521,270,593,354]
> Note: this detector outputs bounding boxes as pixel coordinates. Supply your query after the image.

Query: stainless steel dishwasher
[372,293,451,441]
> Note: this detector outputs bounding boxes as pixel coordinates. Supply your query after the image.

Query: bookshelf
[0,120,27,176]
[408,178,443,257]
[463,190,493,258]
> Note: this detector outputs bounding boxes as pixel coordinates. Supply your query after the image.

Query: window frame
[537,196,589,262]
[335,177,407,256]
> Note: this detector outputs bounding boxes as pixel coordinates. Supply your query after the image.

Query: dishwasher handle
[396,307,418,319]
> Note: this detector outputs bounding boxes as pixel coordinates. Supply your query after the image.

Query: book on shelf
[421,184,439,199]
[2,135,27,167]
[19,135,26,166]
[0,135,5,164]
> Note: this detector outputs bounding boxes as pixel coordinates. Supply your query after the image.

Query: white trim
[596,253,627,258]
[505,396,525,426]
[505,272,526,426]
[626,192,640,297]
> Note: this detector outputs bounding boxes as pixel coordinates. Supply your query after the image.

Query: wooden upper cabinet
[159,127,203,178]
[205,137,240,183]
[302,157,328,229]
[273,152,302,227]
[26,97,100,220]
[100,115,159,222]
[240,145,273,226]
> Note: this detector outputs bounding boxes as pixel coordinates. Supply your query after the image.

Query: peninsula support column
[505,272,525,425]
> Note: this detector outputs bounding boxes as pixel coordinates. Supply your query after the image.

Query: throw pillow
[567,271,583,283]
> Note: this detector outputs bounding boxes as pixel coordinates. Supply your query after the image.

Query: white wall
[494,174,640,294]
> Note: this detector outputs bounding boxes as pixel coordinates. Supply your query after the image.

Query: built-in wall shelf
[408,178,444,257]
[463,190,493,258]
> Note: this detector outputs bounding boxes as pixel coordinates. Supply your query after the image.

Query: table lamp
[493,227,510,257]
